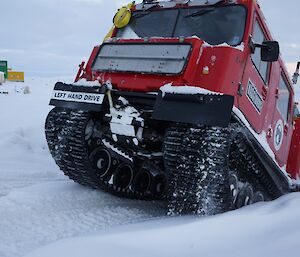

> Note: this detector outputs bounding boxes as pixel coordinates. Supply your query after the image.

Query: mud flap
[152,92,234,127]
[49,82,107,112]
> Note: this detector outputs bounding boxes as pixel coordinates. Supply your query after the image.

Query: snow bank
[25,193,300,257]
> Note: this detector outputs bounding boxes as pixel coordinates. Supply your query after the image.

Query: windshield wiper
[184,7,215,18]
[133,4,160,18]
[133,11,152,18]
[185,0,226,18]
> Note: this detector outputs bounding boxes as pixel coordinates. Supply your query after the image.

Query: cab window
[277,75,291,123]
[294,104,300,119]
[251,21,270,84]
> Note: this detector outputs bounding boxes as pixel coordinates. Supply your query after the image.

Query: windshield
[116,5,247,46]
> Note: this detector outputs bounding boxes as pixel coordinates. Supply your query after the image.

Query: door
[270,73,293,166]
[239,18,270,133]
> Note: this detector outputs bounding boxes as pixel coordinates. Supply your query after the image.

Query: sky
[0,0,299,77]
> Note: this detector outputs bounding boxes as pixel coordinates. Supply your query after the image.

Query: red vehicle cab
[79,0,300,182]
[48,0,300,215]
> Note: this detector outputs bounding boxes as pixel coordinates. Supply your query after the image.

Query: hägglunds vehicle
[45,0,300,215]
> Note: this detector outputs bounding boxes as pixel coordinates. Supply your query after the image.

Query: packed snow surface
[24,194,300,257]
[0,78,164,257]
[0,77,299,257]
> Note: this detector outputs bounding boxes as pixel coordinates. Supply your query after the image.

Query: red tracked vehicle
[45,0,300,215]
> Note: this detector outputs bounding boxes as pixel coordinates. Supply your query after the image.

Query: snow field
[0,78,164,257]
[25,192,300,257]
[0,78,66,196]
[0,77,299,257]
[0,181,164,257]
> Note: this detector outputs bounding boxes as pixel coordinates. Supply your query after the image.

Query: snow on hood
[73,79,101,87]
[203,41,245,52]
[160,83,223,97]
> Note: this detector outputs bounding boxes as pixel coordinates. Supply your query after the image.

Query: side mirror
[249,38,280,62]
[260,41,280,62]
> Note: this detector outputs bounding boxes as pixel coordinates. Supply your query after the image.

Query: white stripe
[51,90,104,105]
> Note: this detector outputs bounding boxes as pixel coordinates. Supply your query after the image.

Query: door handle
[284,124,288,135]
[262,87,268,100]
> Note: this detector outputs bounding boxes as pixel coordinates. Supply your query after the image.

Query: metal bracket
[238,82,244,96]
[292,62,300,85]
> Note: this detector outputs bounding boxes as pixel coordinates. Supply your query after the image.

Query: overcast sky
[0,0,299,76]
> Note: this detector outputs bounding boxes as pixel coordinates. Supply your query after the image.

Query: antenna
[292,62,300,85]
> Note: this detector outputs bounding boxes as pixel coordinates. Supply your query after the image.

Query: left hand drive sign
[51,90,104,104]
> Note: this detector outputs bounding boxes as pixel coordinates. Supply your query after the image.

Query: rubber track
[46,108,281,208]
[164,124,280,216]
[45,108,71,174]
[231,132,281,199]
[45,108,157,200]
[165,126,232,216]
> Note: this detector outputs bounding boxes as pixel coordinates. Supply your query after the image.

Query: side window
[294,104,300,119]
[277,75,291,123]
[251,21,270,83]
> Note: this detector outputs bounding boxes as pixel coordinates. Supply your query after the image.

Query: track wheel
[235,183,254,208]
[89,148,112,178]
[252,191,265,204]
[132,168,151,193]
[229,172,239,206]
[113,164,134,190]
[151,174,167,197]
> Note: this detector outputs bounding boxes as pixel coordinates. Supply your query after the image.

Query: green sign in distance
[0,60,8,79]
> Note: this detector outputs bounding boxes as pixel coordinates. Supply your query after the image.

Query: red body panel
[78,0,299,181]
[287,118,300,179]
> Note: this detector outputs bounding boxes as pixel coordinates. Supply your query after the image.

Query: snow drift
[25,193,300,257]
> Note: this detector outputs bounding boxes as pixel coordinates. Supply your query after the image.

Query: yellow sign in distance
[7,71,25,82]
